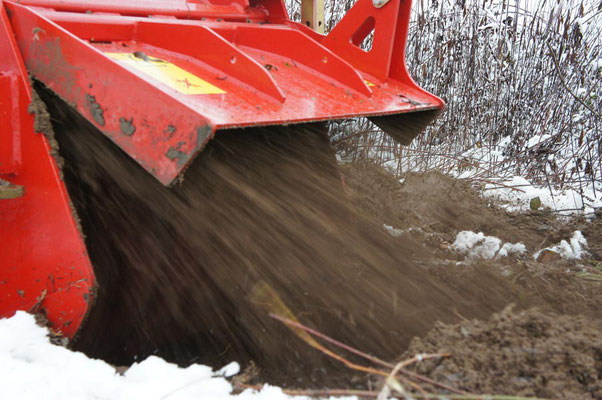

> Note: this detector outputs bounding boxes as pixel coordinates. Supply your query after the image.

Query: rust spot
[119,117,136,136]
[86,94,105,126]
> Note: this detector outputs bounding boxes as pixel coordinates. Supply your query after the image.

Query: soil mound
[403,306,602,399]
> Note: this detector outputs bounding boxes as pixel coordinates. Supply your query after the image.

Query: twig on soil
[270,313,467,395]
[269,313,393,369]
[379,354,450,400]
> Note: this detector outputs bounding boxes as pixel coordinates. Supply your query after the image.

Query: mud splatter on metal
[86,94,105,126]
[119,117,136,136]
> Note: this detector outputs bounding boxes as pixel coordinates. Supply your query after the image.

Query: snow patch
[384,224,404,237]
[453,231,526,259]
[534,231,589,260]
[482,176,602,215]
[499,242,528,257]
[0,312,307,400]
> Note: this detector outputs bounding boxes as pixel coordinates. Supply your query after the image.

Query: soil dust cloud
[38,88,600,394]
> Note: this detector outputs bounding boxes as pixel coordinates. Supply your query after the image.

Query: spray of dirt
[39,88,544,387]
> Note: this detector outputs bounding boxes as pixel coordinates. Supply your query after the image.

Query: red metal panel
[0,0,95,338]
[134,21,286,101]
[1,0,443,340]
[0,12,24,174]
[7,2,216,186]
[0,74,20,174]
[6,0,443,188]
[18,0,267,21]
[321,0,401,82]
[233,24,372,96]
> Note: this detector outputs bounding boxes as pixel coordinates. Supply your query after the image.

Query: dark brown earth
[403,307,602,399]
[37,87,601,398]
[340,162,602,399]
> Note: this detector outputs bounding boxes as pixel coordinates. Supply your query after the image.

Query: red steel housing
[0,0,444,337]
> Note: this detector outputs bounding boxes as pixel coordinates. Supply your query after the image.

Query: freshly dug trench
[40,87,538,387]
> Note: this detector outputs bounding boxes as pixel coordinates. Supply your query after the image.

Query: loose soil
[404,307,602,399]
[38,87,601,398]
[341,162,602,399]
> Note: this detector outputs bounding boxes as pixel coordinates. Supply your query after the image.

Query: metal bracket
[301,0,324,34]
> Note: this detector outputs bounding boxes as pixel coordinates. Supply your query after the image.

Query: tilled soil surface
[404,307,602,399]
[341,162,602,399]
[38,87,601,398]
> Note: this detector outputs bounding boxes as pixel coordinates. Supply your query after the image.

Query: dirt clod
[404,306,602,399]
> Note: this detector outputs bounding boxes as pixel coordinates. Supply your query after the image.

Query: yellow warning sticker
[104,52,225,95]
[365,80,376,87]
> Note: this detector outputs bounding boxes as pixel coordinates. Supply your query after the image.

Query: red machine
[0,0,443,339]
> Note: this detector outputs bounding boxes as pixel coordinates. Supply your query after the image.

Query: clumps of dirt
[33,312,69,346]
[403,306,602,399]
[28,86,63,169]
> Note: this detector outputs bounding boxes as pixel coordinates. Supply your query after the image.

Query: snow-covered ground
[481,175,602,216]
[0,312,314,400]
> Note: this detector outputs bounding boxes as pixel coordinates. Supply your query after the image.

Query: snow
[525,134,551,149]
[498,242,528,257]
[0,312,311,400]
[534,231,589,260]
[482,176,602,215]
[383,224,404,237]
[383,224,427,238]
[453,231,526,259]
